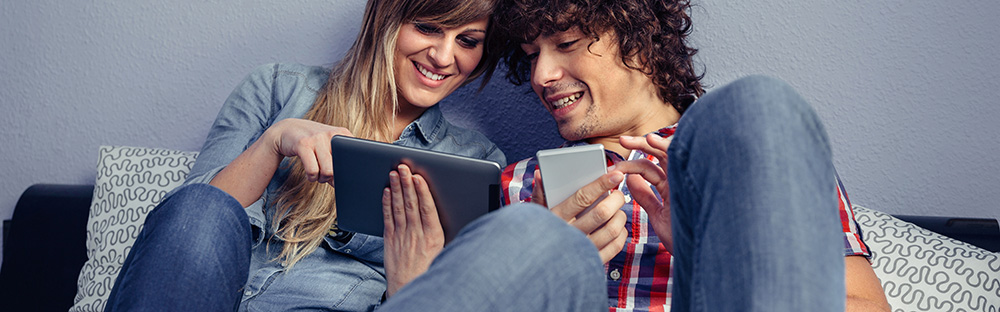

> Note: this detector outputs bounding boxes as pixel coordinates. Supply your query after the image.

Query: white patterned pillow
[69,146,199,312]
[852,205,1000,312]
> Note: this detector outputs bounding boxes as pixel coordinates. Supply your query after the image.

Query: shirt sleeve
[184,63,279,187]
[837,173,871,258]
[500,157,539,206]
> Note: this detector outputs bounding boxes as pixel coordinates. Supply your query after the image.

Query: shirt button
[609,269,621,281]
[244,290,252,296]
[345,249,352,253]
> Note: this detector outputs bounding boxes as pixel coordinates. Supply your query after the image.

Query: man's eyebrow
[464,28,486,33]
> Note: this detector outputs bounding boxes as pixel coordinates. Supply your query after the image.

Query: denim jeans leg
[379,203,607,312]
[105,183,253,312]
[667,76,846,312]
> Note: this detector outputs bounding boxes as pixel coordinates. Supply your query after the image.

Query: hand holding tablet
[330,136,502,243]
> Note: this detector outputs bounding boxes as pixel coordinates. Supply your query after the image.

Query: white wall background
[2,0,998,266]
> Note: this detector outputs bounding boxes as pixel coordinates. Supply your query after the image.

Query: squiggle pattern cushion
[69,146,198,312]
[853,205,1000,312]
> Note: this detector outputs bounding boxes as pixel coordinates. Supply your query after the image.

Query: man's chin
[557,127,588,142]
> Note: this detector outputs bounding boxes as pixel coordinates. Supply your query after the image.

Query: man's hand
[536,169,629,263]
[382,164,444,298]
[615,135,673,252]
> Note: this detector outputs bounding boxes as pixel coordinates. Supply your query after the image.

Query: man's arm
[845,256,891,312]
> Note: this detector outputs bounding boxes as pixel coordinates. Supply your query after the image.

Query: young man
[493,0,892,311]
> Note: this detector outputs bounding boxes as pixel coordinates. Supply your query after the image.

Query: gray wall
[2,0,998,267]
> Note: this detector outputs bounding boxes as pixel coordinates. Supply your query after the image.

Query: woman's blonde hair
[271,0,500,268]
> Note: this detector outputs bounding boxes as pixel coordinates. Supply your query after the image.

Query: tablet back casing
[331,136,502,243]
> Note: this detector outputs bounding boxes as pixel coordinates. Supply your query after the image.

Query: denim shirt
[182,63,506,264]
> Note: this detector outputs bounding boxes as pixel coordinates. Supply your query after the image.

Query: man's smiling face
[519,28,666,142]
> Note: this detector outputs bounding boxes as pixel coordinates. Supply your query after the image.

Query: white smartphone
[536,144,608,209]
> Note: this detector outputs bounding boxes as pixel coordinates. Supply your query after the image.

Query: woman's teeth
[552,92,582,109]
[416,63,445,81]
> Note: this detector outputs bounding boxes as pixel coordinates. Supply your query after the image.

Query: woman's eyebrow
[464,28,486,33]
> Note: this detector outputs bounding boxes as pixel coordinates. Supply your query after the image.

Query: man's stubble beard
[559,102,599,142]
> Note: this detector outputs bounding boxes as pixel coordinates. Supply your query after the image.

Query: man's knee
[688,75,811,123]
[680,75,824,143]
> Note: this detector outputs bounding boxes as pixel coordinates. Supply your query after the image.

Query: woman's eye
[523,52,539,62]
[458,36,481,48]
[414,23,440,34]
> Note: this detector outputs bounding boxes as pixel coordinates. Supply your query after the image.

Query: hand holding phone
[537,144,628,263]
[535,144,609,209]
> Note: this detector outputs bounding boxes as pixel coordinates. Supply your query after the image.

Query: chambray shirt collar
[397,105,444,145]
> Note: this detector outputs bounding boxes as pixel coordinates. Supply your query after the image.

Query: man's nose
[531,51,562,88]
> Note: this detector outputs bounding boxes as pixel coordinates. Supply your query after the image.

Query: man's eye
[414,23,440,34]
[458,36,481,48]
[557,39,579,49]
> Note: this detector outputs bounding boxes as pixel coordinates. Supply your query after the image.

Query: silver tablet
[331,136,502,243]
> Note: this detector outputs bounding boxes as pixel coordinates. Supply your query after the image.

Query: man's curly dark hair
[493,0,704,114]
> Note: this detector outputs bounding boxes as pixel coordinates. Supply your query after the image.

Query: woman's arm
[209,118,351,207]
[185,64,350,207]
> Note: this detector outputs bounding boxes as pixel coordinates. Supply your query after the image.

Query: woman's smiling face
[393,18,488,113]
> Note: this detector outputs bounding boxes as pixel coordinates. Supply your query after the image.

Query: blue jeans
[381,203,607,311]
[105,184,606,311]
[104,184,253,311]
[667,76,846,311]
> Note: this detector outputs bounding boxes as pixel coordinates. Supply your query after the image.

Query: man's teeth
[417,63,445,81]
[552,92,582,109]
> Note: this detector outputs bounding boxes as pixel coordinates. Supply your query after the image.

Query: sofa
[2,145,999,312]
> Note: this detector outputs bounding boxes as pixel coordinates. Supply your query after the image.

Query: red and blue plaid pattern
[501,126,870,312]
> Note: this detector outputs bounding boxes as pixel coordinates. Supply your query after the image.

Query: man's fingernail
[610,171,624,183]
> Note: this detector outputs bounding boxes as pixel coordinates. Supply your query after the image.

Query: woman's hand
[210,118,352,207]
[267,118,353,185]
[615,134,673,252]
[382,164,444,298]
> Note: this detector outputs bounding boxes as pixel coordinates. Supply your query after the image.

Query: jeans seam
[682,161,709,312]
[669,133,709,312]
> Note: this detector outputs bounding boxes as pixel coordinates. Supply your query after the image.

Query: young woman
[103,0,509,310]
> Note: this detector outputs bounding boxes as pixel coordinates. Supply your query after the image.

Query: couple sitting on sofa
[104,0,891,311]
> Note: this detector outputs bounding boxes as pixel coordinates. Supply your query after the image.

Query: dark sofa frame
[2,183,998,312]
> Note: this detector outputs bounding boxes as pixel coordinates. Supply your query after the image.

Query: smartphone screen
[536,144,608,208]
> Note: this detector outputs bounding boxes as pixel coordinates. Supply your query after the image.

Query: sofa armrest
[894,214,1000,252]
[0,184,94,312]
